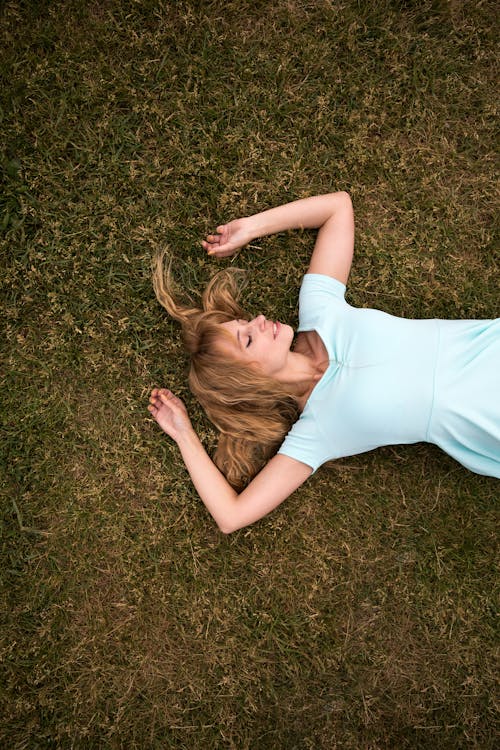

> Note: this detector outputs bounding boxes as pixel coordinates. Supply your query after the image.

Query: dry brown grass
[1,0,498,748]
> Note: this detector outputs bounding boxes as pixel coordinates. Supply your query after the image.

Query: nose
[251,314,266,330]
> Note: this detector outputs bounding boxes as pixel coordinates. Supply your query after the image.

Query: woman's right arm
[148,389,312,533]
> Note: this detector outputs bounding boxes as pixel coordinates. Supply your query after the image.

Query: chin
[285,324,295,346]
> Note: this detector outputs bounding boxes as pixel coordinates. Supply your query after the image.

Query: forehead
[221,319,239,333]
[218,319,243,356]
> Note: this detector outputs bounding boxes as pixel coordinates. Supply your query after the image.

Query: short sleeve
[277,411,329,472]
[297,274,347,333]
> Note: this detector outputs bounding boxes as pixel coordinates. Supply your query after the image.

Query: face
[218,315,295,379]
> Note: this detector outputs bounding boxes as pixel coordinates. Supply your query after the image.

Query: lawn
[1,1,498,748]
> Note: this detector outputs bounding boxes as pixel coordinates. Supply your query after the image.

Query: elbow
[215,491,246,534]
[217,512,246,534]
[217,520,239,535]
[337,190,352,208]
[337,191,354,224]
[327,191,352,217]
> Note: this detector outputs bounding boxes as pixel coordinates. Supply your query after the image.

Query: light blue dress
[278,274,500,478]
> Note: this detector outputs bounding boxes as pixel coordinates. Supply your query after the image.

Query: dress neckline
[293,328,331,412]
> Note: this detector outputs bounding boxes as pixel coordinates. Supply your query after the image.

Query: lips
[273,321,280,338]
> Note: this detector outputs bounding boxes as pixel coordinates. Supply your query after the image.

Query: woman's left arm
[306,191,354,285]
[203,191,355,285]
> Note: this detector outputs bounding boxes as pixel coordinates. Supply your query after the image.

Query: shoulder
[278,403,328,473]
[298,273,348,332]
[300,272,347,301]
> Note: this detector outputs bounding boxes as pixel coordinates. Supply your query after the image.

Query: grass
[1,0,498,747]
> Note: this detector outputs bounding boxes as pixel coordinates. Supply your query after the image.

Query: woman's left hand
[201,217,253,258]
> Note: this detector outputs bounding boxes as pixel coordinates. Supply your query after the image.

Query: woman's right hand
[202,217,253,258]
[148,388,193,443]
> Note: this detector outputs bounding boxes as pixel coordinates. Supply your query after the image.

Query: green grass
[1,1,498,747]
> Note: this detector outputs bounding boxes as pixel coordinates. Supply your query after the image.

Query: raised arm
[202,191,354,285]
[148,389,311,533]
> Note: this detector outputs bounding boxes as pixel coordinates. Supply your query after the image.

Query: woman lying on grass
[148,193,499,533]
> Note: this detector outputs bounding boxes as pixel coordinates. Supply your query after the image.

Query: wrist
[243,215,260,243]
[246,206,285,240]
[175,425,199,450]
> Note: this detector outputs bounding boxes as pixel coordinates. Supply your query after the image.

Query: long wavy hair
[153,252,300,490]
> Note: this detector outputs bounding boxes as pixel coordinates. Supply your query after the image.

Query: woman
[148,193,499,533]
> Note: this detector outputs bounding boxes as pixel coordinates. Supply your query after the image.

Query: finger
[202,241,220,253]
[159,391,175,404]
[208,242,232,254]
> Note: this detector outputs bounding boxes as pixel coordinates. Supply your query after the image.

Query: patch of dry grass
[1,1,498,748]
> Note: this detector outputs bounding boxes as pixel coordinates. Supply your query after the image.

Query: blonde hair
[153,252,299,489]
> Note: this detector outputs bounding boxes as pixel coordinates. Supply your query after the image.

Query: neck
[278,351,326,407]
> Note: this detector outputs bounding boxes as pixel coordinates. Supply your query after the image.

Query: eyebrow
[236,329,241,348]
